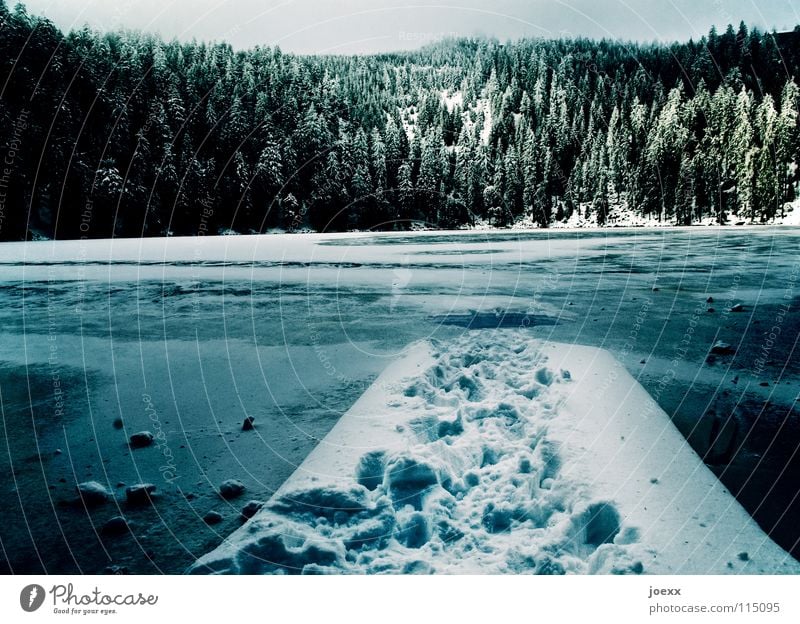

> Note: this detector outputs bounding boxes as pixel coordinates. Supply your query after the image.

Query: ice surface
[188,331,800,574]
[4,227,799,573]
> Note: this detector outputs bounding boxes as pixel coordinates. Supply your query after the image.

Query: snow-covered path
[189,331,799,574]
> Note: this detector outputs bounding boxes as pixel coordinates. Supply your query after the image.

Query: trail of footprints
[196,332,643,574]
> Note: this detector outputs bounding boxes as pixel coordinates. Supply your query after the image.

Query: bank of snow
[546,198,800,229]
[188,331,799,574]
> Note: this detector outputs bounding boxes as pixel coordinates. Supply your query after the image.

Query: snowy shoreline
[195,215,800,237]
[16,210,800,248]
[7,221,800,257]
[189,332,799,575]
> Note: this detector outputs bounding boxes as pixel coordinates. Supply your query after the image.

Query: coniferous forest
[1,1,799,240]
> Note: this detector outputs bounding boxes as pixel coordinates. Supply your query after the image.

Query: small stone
[737,551,749,562]
[125,483,156,505]
[103,565,130,575]
[76,481,112,506]
[240,500,264,521]
[129,431,154,448]
[710,341,735,355]
[707,307,715,313]
[218,479,246,500]
[112,417,124,430]
[759,381,770,387]
[639,359,646,364]
[54,448,62,455]
[242,416,256,431]
[730,303,744,312]
[203,511,223,525]
[706,296,714,303]
[650,477,659,484]
[731,376,739,385]
[101,516,129,536]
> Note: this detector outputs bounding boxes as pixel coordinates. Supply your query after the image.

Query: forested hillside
[1,1,799,239]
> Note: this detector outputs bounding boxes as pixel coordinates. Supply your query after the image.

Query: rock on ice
[76,481,112,505]
[125,483,156,505]
[129,431,155,448]
[218,479,246,499]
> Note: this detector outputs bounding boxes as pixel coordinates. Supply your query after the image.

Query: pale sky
[18,0,800,54]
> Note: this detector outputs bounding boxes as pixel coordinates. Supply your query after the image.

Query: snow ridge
[188,332,800,575]
[190,334,639,574]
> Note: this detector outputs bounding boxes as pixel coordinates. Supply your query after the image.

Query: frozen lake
[0,227,798,573]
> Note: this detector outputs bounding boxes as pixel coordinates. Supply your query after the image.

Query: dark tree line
[1,1,799,240]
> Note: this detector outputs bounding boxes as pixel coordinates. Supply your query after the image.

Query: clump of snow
[189,332,800,575]
[778,200,800,225]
